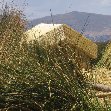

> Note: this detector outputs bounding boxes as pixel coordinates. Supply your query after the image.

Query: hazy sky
[1,0,111,20]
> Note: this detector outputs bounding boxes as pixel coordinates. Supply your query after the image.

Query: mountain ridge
[28,11,111,42]
[30,11,111,21]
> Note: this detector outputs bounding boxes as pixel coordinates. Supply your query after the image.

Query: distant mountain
[28,11,111,42]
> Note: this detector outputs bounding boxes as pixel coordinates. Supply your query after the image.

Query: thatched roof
[25,23,98,59]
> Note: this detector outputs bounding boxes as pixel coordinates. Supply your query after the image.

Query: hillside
[28,11,111,42]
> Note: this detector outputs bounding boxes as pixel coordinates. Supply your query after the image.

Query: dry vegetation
[98,42,111,69]
[0,3,111,111]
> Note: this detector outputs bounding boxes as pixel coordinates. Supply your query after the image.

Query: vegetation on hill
[91,41,108,66]
[98,41,111,69]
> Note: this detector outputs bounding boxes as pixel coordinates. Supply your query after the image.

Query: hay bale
[25,23,98,59]
[63,24,97,59]
[25,23,63,42]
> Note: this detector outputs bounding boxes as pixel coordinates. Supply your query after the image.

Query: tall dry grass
[0,4,108,111]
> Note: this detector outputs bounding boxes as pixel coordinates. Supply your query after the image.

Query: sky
[1,0,111,20]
